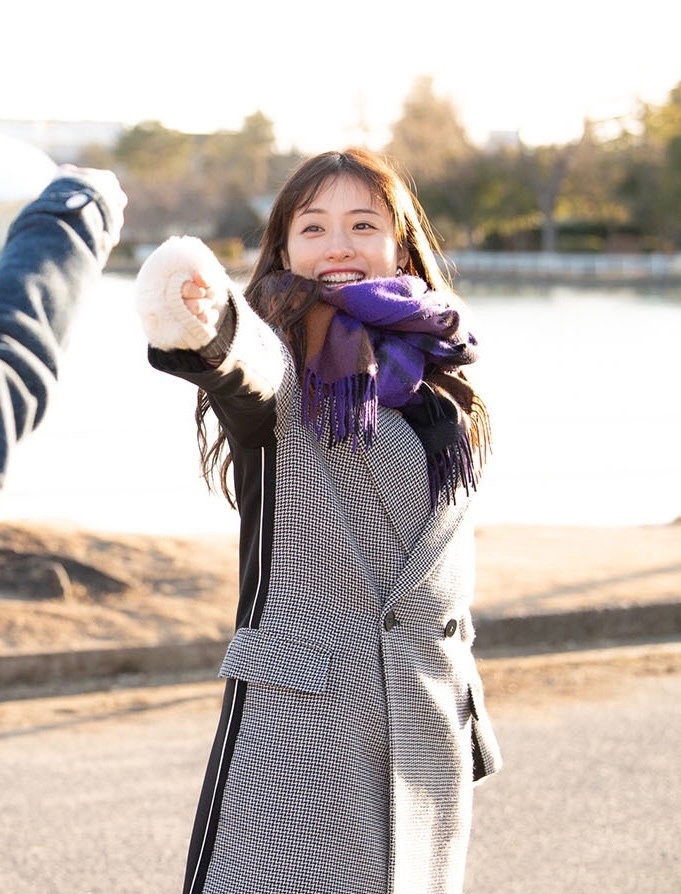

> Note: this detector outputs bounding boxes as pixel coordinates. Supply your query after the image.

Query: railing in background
[447,251,681,284]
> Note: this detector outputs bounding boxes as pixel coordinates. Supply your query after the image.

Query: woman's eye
[302,224,322,234]
[354,222,376,231]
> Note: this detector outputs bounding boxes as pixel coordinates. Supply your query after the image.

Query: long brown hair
[196,148,456,504]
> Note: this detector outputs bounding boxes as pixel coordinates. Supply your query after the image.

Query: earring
[396,266,404,276]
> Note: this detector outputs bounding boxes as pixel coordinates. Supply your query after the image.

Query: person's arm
[0,166,126,483]
[136,236,289,448]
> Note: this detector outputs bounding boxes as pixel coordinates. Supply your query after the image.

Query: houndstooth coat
[148,283,502,894]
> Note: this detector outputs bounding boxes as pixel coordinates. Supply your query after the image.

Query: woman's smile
[318,269,366,287]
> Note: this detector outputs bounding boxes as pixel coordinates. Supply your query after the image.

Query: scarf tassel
[418,386,492,509]
[427,431,480,509]
[303,369,378,451]
[426,399,497,510]
[470,394,492,458]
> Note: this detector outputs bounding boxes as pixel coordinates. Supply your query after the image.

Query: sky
[2,0,679,153]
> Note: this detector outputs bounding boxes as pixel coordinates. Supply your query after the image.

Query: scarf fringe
[470,393,493,465]
[427,432,475,509]
[426,396,492,510]
[303,369,378,450]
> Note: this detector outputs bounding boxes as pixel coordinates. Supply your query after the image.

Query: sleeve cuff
[198,301,237,367]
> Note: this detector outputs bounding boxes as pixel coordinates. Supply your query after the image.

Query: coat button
[444,618,458,638]
[384,610,397,632]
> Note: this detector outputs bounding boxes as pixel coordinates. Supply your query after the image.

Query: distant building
[0,119,125,164]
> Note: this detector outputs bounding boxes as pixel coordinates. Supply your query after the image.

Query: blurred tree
[413,152,535,251]
[198,112,277,195]
[115,121,194,179]
[235,111,276,194]
[472,150,538,250]
[660,134,681,248]
[616,81,681,250]
[519,141,576,252]
[196,130,240,181]
[76,142,118,172]
[104,113,281,247]
[557,120,632,250]
[643,81,681,145]
[387,76,473,182]
[214,183,263,248]
[642,82,681,248]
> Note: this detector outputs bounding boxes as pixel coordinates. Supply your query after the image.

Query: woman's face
[281,175,408,286]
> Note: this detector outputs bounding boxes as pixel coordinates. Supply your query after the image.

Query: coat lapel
[383,491,474,613]
[356,408,432,555]
[358,407,476,611]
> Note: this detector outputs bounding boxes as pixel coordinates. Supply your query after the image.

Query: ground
[0,522,239,654]
[0,519,679,656]
[1,518,680,746]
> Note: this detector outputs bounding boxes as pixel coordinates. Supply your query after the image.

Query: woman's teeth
[320,272,364,284]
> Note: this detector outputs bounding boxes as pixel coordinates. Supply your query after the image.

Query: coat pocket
[219,626,332,694]
[468,670,503,782]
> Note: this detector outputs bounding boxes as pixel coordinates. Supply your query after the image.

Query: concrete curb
[1,601,680,693]
[0,639,227,689]
[474,601,681,655]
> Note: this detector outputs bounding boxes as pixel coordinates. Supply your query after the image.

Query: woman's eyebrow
[299,207,381,216]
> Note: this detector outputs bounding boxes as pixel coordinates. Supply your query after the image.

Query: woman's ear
[280,249,290,271]
[397,245,409,272]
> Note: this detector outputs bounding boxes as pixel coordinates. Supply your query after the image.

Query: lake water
[1,274,679,536]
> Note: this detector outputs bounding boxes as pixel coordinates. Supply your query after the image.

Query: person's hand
[182,273,222,327]
[52,164,127,247]
[135,236,231,351]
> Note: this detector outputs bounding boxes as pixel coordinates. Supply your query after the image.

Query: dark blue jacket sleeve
[0,177,112,484]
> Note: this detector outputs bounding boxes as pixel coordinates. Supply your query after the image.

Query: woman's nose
[325,231,354,260]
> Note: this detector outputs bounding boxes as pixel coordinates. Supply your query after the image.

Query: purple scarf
[262,273,490,507]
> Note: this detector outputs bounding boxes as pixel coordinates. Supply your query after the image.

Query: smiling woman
[134,147,501,894]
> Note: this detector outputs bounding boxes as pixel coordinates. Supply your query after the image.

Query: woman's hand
[182,274,221,327]
[136,236,231,351]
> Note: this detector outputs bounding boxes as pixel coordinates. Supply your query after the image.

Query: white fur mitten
[135,235,232,351]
